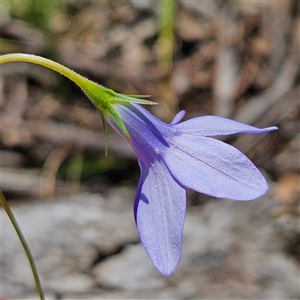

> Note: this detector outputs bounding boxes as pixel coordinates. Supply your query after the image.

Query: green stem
[0,190,45,300]
[0,53,132,141]
[0,53,88,87]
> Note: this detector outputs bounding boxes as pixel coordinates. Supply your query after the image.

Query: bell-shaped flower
[107,103,277,276]
[0,53,278,277]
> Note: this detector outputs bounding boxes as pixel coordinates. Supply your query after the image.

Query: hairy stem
[0,53,89,87]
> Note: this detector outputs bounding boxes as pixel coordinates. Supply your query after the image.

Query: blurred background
[0,1,299,299]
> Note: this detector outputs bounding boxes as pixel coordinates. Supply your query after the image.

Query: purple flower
[107,103,277,276]
[0,53,277,277]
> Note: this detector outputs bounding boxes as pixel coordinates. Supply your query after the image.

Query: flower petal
[134,159,186,276]
[162,134,269,200]
[170,110,186,125]
[173,115,277,136]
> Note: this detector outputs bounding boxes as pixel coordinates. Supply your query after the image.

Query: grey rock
[92,243,163,290]
[1,190,138,297]
[1,187,299,299]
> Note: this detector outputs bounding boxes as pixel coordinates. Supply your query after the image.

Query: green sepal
[112,93,157,105]
[78,78,157,143]
[79,79,132,141]
[96,85,157,106]
[98,110,107,156]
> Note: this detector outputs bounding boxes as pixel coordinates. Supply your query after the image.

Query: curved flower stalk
[0,54,277,277]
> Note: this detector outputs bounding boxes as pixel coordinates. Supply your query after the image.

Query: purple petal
[162,134,269,200]
[170,110,186,125]
[173,115,277,136]
[134,159,186,276]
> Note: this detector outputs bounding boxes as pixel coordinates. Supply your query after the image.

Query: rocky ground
[1,185,299,299]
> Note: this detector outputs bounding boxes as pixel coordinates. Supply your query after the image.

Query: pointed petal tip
[263,125,278,132]
[141,239,181,277]
[153,256,179,277]
[141,236,182,277]
[174,116,278,136]
[170,110,186,125]
[159,267,176,277]
[229,176,269,201]
[253,183,269,200]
